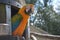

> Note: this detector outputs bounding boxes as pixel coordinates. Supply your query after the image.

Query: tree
[26,0,60,35]
[43,0,48,7]
[25,0,37,4]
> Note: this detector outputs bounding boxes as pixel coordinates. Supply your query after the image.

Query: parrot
[11,4,34,37]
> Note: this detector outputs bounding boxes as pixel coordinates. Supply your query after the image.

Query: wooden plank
[0,24,9,35]
[0,35,17,40]
[31,32,60,40]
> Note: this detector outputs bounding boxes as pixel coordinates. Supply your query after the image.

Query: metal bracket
[11,1,22,8]
[0,0,22,8]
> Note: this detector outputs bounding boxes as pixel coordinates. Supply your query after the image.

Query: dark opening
[11,6,19,17]
[0,4,6,23]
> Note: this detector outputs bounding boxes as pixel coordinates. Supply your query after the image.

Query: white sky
[52,0,60,14]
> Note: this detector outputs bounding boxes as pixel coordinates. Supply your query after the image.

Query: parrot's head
[25,4,34,16]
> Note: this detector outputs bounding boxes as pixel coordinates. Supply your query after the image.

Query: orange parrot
[12,4,34,37]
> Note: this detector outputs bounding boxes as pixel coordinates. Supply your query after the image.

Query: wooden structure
[0,0,30,40]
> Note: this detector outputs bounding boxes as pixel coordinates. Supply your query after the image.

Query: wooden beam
[16,0,26,6]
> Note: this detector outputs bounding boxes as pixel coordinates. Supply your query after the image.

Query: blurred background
[25,0,60,35]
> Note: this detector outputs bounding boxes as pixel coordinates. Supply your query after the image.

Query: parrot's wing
[11,14,23,32]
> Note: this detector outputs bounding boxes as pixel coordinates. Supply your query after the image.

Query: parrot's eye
[28,8,32,13]
[25,8,32,15]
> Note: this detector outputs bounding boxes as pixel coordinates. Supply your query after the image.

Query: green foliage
[34,1,60,35]
[36,6,60,35]
[43,0,49,7]
[25,0,37,4]
[29,0,60,35]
